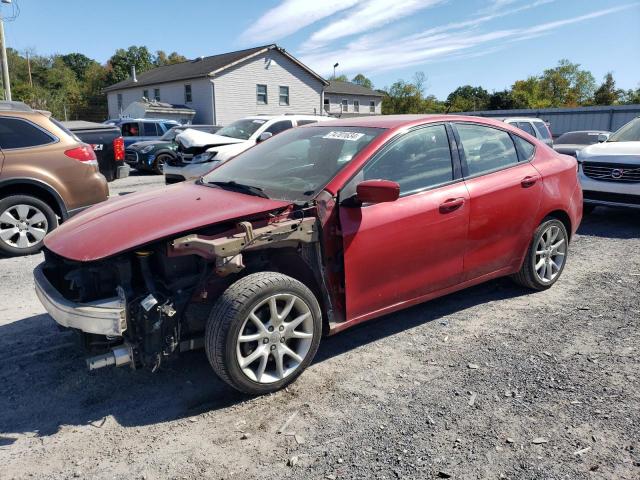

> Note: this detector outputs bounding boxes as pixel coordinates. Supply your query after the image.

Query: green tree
[351,73,373,89]
[510,76,551,109]
[382,73,429,114]
[621,87,640,104]
[60,53,98,80]
[445,85,489,112]
[539,59,596,107]
[593,72,622,105]
[106,46,154,85]
[488,90,515,110]
[154,50,188,66]
[333,74,349,82]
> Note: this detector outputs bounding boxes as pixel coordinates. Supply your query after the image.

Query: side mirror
[257,131,273,142]
[597,133,609,143]
[356,179,400,204]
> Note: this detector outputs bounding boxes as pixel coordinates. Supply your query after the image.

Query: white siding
[106,77,214,123]
[324,94,382,116]
[213,50,324,125]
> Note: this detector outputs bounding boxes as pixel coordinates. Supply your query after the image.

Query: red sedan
[35,115,582,395]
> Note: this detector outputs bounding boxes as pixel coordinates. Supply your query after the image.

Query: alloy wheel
[534,224,567,283]
[0,204,48,249]
[235,293,314,384]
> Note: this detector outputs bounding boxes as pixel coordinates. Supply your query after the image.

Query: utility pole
[0,0,11,101]
[26,50,32,87]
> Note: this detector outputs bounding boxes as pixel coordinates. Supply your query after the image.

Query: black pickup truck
[63,121,130,182]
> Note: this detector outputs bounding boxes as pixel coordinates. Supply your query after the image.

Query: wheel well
[0,183,64,219]
[259,248,329,332]
[545,210,572,239]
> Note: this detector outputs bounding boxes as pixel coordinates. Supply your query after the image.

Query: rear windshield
[555,131,603,145]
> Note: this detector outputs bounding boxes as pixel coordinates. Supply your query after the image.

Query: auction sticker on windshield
[252,119,267,124]
[323,131,365,141]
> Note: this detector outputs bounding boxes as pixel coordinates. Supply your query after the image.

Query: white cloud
[301,0,445,51]
[240,0,361,44]
[299,4,636,77]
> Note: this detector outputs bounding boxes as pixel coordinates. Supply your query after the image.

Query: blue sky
[3,0,639,98]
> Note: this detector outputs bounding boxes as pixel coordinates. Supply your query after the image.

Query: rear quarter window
[0,117,56,149]
[512,135,535,161]
[533,122,551,140]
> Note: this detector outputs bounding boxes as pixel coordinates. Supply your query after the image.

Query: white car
[577,116,640,212]
[164,115,329,183]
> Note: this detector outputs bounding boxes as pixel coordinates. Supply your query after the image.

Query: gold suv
[0,101,108,256]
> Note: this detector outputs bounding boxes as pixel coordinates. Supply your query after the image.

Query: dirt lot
[1,173,639,480]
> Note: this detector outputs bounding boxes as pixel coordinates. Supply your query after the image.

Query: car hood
[44,182,291,262]
[579,141,640,157]
[176,129,246,148]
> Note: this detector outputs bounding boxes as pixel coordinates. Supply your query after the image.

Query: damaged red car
[34,115,582,395]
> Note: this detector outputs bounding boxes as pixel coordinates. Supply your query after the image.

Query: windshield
[216,119,267,140]
[555,131,604,145]
[161,127,182,141]
[608,118,640,142]
[202,126,382,202]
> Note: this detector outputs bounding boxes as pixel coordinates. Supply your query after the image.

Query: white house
[323,80,383,117]
[104,44,328,125]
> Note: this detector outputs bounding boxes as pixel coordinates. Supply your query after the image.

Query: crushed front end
[34,213,326,372]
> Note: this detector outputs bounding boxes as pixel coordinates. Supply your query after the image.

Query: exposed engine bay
[38,209,332,372]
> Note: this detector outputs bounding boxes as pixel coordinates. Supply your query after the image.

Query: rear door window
[121,122,140,137]
[0,117,55,149]
[143,122,159,136]
[455,123,519,176]
[363,124,454,195]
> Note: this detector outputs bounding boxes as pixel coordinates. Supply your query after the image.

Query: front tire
[512,218,569,291]
[0,195,58,256]
[153,154,171,175]
[205,272,322,395]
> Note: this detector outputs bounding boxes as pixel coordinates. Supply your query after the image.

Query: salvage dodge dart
[34,115,582,395]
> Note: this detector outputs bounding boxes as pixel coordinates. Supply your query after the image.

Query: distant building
[323,80,383,117]
[104,44,328,125]
[120,99,195,124]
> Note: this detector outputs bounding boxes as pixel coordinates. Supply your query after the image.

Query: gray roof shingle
[325,80,384,97]
[104,45,327,92]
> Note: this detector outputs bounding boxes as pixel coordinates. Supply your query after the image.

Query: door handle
[439,197,465,213]
[521,176,538,188]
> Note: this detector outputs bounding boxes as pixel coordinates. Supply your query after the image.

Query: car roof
[499,117,547,122]
[315,114,519,130]
[110,118,180,124]
[243,115,327,121]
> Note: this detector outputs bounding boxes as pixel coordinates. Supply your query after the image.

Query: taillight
[113,136,125,161]
[65,144,98,166]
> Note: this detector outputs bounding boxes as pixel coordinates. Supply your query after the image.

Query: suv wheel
[153,154,171,175]
[512,218,568,290]
[0,195,58,256]
[205,272,322,395]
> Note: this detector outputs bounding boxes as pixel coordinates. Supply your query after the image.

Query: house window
[257,84,267,104]
[341,99,348,112]
[353,100,360,113]
[279,86,289,106]
[154,88,161,101]
[184,84,192,103]
[324,98,330,112]
[369,100,375,113]
[143,89,149,100]
[117,94,123,112]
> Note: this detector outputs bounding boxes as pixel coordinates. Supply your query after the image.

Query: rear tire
[512,218,568,291]
[0,195,58,257]
[205,272,322,395]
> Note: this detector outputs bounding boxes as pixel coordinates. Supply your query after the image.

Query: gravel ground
[1,173,639,479]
